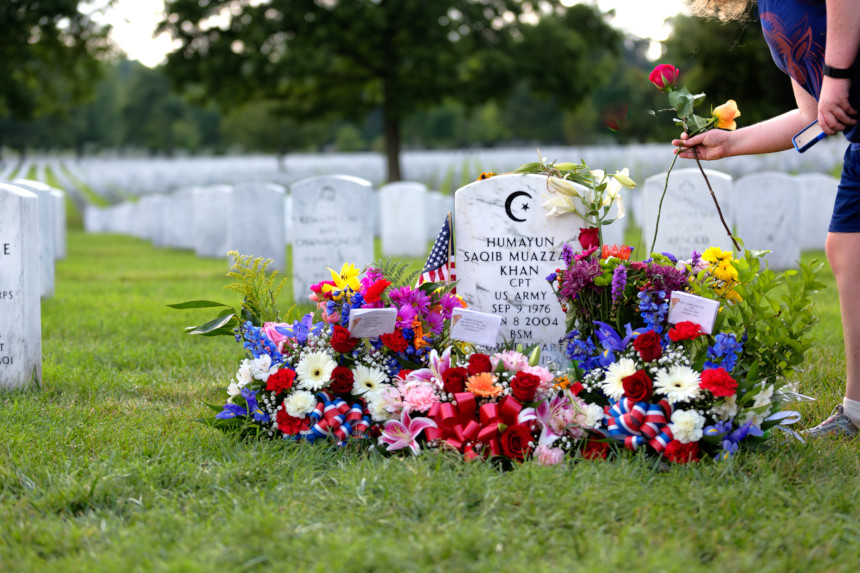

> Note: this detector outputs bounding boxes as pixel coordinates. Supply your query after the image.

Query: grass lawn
[2,230,859,572]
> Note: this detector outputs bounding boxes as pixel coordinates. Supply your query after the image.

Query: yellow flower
[702,246,733,264]
[478,172,497,180]
[322,262,361,300]
[713,100,741,130]
[713,260,739,283]
[466,372,503,398]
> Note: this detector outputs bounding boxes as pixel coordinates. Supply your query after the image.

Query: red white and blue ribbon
[301,391,372,446]
[606,398,674,453]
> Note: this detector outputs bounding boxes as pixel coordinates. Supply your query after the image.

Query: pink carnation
[534,445,565,466]
[399,380,439,414]
[491,350,529,372]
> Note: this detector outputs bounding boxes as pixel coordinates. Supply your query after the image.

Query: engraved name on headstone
[455,173,587,364]
[0,183,42,390]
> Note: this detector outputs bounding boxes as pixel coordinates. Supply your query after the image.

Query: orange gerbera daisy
[465,372,503,397]
[601,244,633,260]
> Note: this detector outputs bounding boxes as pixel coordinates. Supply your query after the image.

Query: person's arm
[818,0,860,134]
[673,79,818,160]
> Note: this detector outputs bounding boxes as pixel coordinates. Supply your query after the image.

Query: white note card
[449,308,502,347]
[348,308,397,338]
[666,291,720,334]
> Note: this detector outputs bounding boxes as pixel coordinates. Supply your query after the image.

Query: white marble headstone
[193,185,232,258]
[0,183,42,390]
[455,173,588,365]
[229,182,286,272]
[379,181,427,257]
[733,172,800,269]
[12,179,55,298]
[643,168,734,258]
[51,189,66,260]
[290,175,374,301]
[163,188,197,250]
[796,173,839,252]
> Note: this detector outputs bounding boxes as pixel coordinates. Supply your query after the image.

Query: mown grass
[1,231,859,572]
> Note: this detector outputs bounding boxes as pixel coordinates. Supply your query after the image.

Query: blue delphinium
[705,332,743,371]
[239,321,283,361]
[637,290,668,333]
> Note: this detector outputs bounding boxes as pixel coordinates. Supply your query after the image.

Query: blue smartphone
[793,120,826,153]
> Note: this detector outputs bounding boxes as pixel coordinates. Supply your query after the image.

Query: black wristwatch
[823,64,853,79]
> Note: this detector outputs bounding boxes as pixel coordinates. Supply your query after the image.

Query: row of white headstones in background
[0,167,840,388]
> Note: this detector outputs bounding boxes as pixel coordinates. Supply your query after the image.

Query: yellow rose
[713,100,741,130]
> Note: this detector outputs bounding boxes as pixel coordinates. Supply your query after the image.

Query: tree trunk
[383,113,402,182]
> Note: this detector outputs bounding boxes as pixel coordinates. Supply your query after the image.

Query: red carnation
[266,368,296,394]
[500,423,534,461]
[329,365,355,395]
[380,330,409,352]
[467,353,492,376]
[510,371,541,402]
[569,381,584,396]
[699,367,738,397]
[277,406,310,436]
[668,321,704,342]
[633,330,663,362]
[442,367,468,394]
[363,279,391,304]
[622,369,653,402]
[663,440,700,464]
[330,325,359,353]
[578,227,600,251]
[581,439,610,460]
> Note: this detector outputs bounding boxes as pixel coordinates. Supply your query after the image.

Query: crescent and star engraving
[504,190,532,222]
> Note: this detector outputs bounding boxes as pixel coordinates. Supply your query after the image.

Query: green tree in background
[158,0,620,181]
[0,0,111,155]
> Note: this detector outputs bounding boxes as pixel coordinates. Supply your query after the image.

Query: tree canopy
[158,0,620,181]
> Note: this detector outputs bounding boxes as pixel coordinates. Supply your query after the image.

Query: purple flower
[646,263,688,293]
[561,243,575,266]
[611,264,627,304]
[560,258,602,299]
[388,286,414,307]
[425,312,444,335]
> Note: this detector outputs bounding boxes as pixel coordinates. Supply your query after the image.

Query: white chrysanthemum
[669,409,705,443]
[654,365,702,403]
[711,394,738,421]
[752,385,774,408]
[352,364,388,396]
[601,357,638,401]
[365,394,392,422]
[582,403,606,429]
[236,359,253,386]
[284,390,317,418]
[295,351,337,391]
[251,354,278,382]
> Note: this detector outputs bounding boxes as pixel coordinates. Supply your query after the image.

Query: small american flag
[417,213,456,289]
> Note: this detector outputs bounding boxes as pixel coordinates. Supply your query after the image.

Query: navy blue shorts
[831,142,860,233]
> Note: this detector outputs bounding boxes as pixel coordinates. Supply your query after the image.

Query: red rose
[277,406,310,436]
[649,63,679,92]
[633,330,663,362]
[329,365,355,395]
[363,279,391,304]
[663,440,700,464]
[397,369,413,381]
[578,227,600,251]
[510,371,541,402]
[622,369,653,402]
[442,367,468,394]
[569,381,584,396]
[581,439,609,460]
[500,423,534,461]
[668,321,704,342]
[266,368,296,394]
[699,367,738,397]
[330,325,359,353]
[380,330,409,352]
[467,353,492,376]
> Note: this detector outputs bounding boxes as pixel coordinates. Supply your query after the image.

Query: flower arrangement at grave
[544,227,823,462]
[170,252,465,445]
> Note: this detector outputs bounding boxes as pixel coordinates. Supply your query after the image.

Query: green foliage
[224,251,290,326]
[369,258,420,291]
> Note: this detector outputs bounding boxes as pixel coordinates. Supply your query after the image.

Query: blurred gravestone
[380,181,427,257]
[733,172,800,269]
[12,179,55,298]
[229,183,286,272]
[0,183,42,390]
[290,175,374,302]
[193,185,232,258]
[796,173,839,252]
[643,168,734,257]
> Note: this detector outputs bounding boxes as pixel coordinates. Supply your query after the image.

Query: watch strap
[823,64,853,79]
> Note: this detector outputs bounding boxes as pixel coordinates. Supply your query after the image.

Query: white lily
[542,193,579,218]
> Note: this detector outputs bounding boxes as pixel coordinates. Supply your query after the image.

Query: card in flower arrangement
[449,308,502,347]
[667,291,720,334]
[348,307,397,338]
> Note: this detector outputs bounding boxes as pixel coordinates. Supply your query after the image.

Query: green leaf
[167,300,232,310]
[188,313,237,335]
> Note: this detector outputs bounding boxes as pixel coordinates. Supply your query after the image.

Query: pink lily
[534,393,575,447]
[406,347,451,387]
[378,410,438,455]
